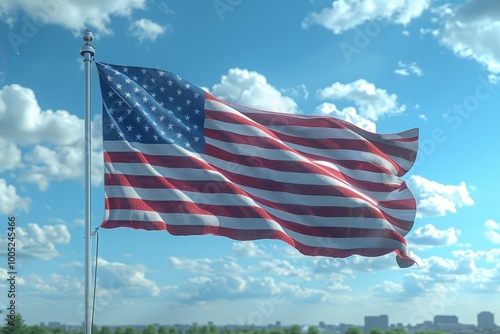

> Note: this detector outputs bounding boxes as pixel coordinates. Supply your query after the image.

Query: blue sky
[1,0,500,328]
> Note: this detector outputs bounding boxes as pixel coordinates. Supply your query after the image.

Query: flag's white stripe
[105,161,380,205]
[206,98,418,146]
[206,136,399,176]
[105,184,373,208]
[105,186,408,231]
[104,160,414,205]
[105,209,407,251]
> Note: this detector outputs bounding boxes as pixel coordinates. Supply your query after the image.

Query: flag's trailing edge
[96,61,419,268]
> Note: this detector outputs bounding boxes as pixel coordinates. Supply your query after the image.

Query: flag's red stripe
[205,144,402,193]
[105,197,407,241]
[101,218,409,263]
[104,172,415,211]
[206,111,416,160]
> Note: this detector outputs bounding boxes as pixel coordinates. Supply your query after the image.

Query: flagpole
[80,29,95,334]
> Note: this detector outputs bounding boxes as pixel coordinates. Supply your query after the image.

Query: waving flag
[96,61,419,268]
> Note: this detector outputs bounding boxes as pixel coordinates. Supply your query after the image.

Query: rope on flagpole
[91,227,100,330]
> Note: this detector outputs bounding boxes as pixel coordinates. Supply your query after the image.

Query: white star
[167,79,173,86]
[176,106,182,112]
[125,78,131,84]
[117,100,124,106]
[141,69,147,75]
[144,125,150,132]
[107,75,112,81]
[194,108,200,115]
[134,87,140,93]
[176,89,182,96]
[150,78,156,84]
[116,84,122,90]
[151,106,157,112]
[114,70,120,76]
[168,97,174,102]
[194,136,200,142]
[117,116,124,123]
[186,99,192,105]
[133,76,139,81]
[125,92,131,98]
[167,123,174,129]
[176,132,182,138]
[185,141,191,148]
[136,116,141,123]
[153,134,159,141]
[142,96,149,103]
[158,70,165,77]
[160,87,165,92]
[127,125,133,131]
[194,92,200,98]
[185,115,191,121]
[185,83,191,89]
[108,91,114,98]
[193,124,198,130]
[136,133,142,140]
[123,67,129,73]
[118,132,125,138]
[159,115,165,121]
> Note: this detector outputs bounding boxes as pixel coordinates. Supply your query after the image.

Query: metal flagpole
[80,29,95,334]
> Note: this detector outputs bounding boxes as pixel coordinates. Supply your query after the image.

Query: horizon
[1,0,499,328]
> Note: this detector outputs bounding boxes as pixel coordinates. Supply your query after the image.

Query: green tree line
[2,315,448,334]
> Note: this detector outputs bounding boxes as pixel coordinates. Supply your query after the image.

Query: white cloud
[317,79,405,121]
[484,219,500,244]
[408,224,460,246]
[314,102,376,132]
[129,18,167,42]
[0,223,70,260]
[439,0,500,73]
[97,258,161,297]
[0,179,31,214]
[211,68,299,113]
[231,241,266,258]
[302,0,431,34]
[395,61,424,76]
[0,0,145,35]
[0,84,82,145]
[406,175,474,217]
[0,84,103,190]
[0,137,21,172]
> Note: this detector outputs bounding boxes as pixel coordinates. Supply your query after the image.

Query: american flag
[96,62,419,268]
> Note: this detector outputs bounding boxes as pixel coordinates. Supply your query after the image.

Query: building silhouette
[364,315,388,333]
[478,311,496,330]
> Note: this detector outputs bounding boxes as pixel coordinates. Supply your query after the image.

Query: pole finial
[80,29,95,57]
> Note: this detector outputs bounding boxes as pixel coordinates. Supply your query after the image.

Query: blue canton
[96,62,206,153]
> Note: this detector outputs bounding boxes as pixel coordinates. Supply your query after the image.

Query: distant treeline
[2,315,449,334]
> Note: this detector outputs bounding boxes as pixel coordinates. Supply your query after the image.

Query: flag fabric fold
[96,61,419,268]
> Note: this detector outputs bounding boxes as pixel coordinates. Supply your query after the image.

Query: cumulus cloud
[406,175,474,217]
[97,258,161,297]
[129,18,167,42]
[439,0,500,73]
[0,223,70,260]
[0,179,30,214]
[484,219,500,244]
[395,61,424,76]
[211,68,299,113]
[302,0,431,34]
[314,102,376,132]
[0,0,145,36]
[0,84,103,190]
[408,224,460,246]
[231,241,266,258]
[317,79,405,121]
